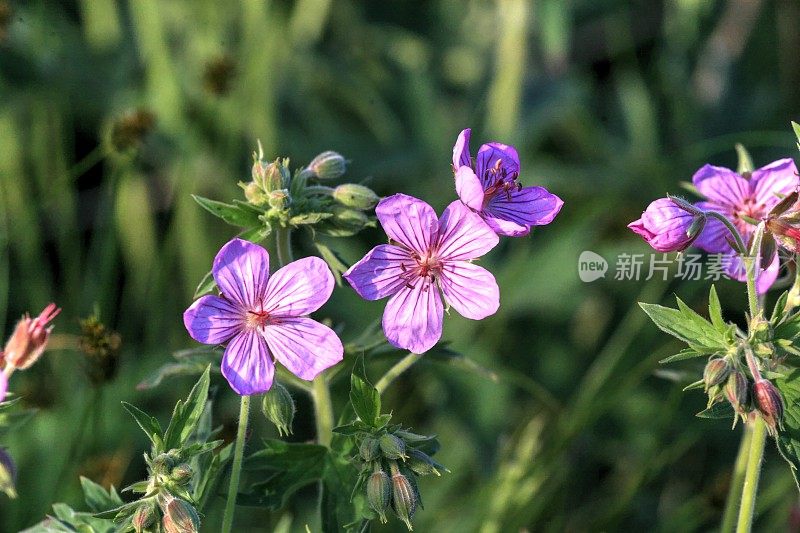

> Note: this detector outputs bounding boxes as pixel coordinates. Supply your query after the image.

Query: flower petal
[0,372,6,403]
[263,317,344,380]
[691,164,750,208]
[751,158,799,210]
[212,238,270,308]
[723,252,780,295]
[375,194,438,255]
[452,128,472,169]
[263,256,334,317]
[382,279,443,354]
[343,244,408,300]
[455,166,485,211]
[436,200,499,260]
[482,216,531,237]
[439,262,499,320]
[476,142,520,185]
[485,185,563,233]
[693,202,733,253]
[221,330,274,395]
[183,295,243,344]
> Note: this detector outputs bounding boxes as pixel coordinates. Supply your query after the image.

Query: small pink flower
[628,198,705,252]
[2,303,60,371]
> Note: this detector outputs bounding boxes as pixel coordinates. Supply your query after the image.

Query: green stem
[275,225,293,267]
[706,211,748,256]
[375,352,422,394]
[221,394,251,533]
[720,424,753,533]
[735,417,768,533]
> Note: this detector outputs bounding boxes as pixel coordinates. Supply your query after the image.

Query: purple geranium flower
[452,128,563,237]
[184,238,344,395]
[692,159,799,294]
[628,198,705,252]
[344,194,500,354]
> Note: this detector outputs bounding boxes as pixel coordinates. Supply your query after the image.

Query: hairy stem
[720,423,753,533]
[735,417,767,533]
[705,211,748,257]
[375,352,422,394]
[221,394,251,533]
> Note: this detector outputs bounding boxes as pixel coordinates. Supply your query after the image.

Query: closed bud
[703,358,731,391]
[327,206,370,235]
[163,498,200,533]
[261,382,295,436]
[754,379,784,436]
[241,181,269,206]
[332,184,380,210]
[359,437,380,462]
[366,469,391,523]
[132,503,157,533]
[406,449,444,477]
[267,189,291,211]
[3,303,60,370]
[170,463,193,485]
[628,198,705,253]
[389,463,417,531]
[308,151,346,180]
[379,433,407,460]
[725,371,750,416]
[253,158,289,192]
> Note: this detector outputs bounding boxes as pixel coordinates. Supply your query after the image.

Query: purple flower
[692,159,799,293]
[183,238,343,395]
[628,198,705,252]
[343,194,500,354]
[452,128,563,237]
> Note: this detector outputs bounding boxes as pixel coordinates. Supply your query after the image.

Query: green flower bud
[152,450,179,473]
[725,371,750,417]
[132,503,157,533]
[406,449,444,477]
[261,382,296,436]
[750,313,772,342]
[253,158,289,192]
[170,463,193,485]
[379,433,407,460]
[241,181,269,206]
[162,498,200,533]
[332,184,380,210]
[324,205,370,236]
[389,463,417,531]
[703,358,731,391]
[359,437,380,462]
[267,189,291,211]
[754,379,784,436]
[308,151,346,180]
[366,469,391,523]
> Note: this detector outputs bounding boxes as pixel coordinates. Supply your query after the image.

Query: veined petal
[343,244,408,300]
[439,262,499,320]
[692,164,750,208]
[482,216,531,237]
[183,295,243,344]
[693,202,733,254]
[476,142,520,186]
[382,279,443,354]
[751,159,799,210]
[455,166,485,211]
[221,330,274,395]
[263,317,343,380]
[485,186,563,230]
[436,201,499,260]
[212,238,270,308]
[452,128,472,170]
[263,257,334,317]
[376,194,438,255]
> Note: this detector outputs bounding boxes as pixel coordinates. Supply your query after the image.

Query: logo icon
[578,251,608,282]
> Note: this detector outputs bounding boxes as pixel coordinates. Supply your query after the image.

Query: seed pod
[379,433,407,460]
[703,358,731,391]
[132,503,157,533]
[406,449,443,477]
[754,379,785,436]
[308,151,346,180]
[162,498,200,533]
[725,371,750,417]
[359,437,380,462]
[332,184,380,210]
[366,469,391,523]
[390,464,417,531]
[261,382,296,436]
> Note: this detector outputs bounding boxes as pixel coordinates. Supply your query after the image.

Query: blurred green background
[1,0,800,531]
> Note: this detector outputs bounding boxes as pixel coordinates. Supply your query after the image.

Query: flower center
[399,252,442,288]
[482,158,521,206]
[733,197,767,233]
[245,309,271,329]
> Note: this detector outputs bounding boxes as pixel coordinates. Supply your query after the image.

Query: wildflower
[2,303,60,371]
[692,159,799,293]
[451,128,563,237]
[183,238,343,395]
[628,197,706,252]
[344,194,500,354]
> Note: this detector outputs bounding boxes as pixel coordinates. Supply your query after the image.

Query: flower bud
[703,358,731,391]
[366,469,391,523]
[170,463,193,485]
[628,198,706,252]
[132,503,157,533]
[267,189,291,211]
[3,303,60,370]
[322,206,370,236]
[162,498,200,533]
[332,184,380,210]
[379,433,407,460]
[308,151,346,180]
[241,181,269,206]
[253,159,289,192]
[261,382,295,436]
[754,379,784,436]
[406,449,443,477]
[725,371,750,416]
[359,437,380,462]
[390,464,417,531]
[0,448,17,498]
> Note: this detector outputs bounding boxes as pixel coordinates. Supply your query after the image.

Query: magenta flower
[183,238,343,395]
[344,194,500,354]
[452,128,563,237]
[692,159,799,293]
[628,198,705,252]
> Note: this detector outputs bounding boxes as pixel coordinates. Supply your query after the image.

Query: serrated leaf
[349,356,380,427]
[774,369,800,491]
[696,401,734,419]
[775,311,800,342]
[163,366,211,450]
[639,300,729,352]
[121,402,163,449]
[708,285,726,333]
[192,195,261,227]
[659,348,705,364]
[80,477,123,513]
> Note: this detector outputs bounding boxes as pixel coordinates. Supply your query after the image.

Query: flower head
[183,238,343,395]
[692,159,799,293]
[452,128,563,237]
[344,194,500,354]
[628,197,706,252]
[2,303,60,371]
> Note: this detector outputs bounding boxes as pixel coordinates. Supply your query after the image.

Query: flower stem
[720,424,753,533]
[705,210,748,257]
[221,394,251,533]
[735,417,768,533]
[375,352,422,394]
[275,225,293,267]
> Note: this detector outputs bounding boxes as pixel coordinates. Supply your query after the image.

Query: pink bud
[754,379,784,436]
[2,304,60,370]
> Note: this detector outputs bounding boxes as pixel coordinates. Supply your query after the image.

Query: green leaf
[192,195,261,228]
[349,356,380,427]
[321,453,369,533]
[659,348,704,364]
[331,421,369,436]
[774,369,800,490]
[193,270,215,298]
[289,212,332,226]
[735,143,754,174]
[136,349,219,390]
[792,121,800,150]
[163,366,211,450]
[314,241,349,286]
[238,224,271,242]
[243,440,328,509]
[695,401,734,420]
[80,477,123,513]
[775,311,800,342]
[639,299,730,353]
[121,402,163,450]
[708,285,726,333]
[682,379,705,391]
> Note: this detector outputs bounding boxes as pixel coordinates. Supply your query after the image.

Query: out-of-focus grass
[1,0,799,531]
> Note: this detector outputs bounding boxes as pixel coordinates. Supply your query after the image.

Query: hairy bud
[754,379,784,436]
[162,498,200,533]
[359,437,380,462]
[703,358,731,391]
[366,469,391,523]
[261,382,295,436]
[333,184,380,210]
[379,433,407,460]
[132,503,157,533]
[267,189,291,211]
[725,371,750,417]
[241,181,269,206]
[390,463,417,531]
[170,463,193,485]
[406,449,444,477]
[308,151,347,180]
